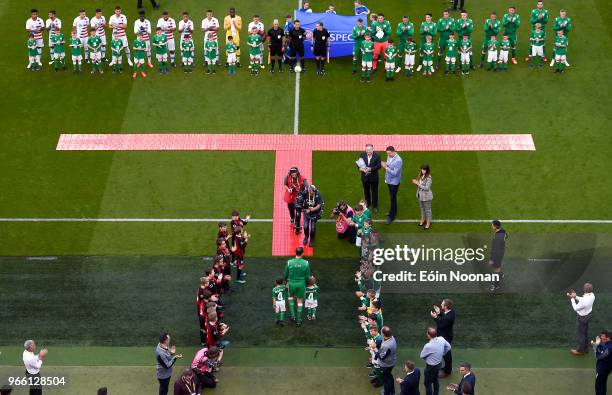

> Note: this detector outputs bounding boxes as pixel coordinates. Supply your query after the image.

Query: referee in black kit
[137,0,159,9]
[311,22,330,75]
[267,19,285,73]
[288,20,306,73]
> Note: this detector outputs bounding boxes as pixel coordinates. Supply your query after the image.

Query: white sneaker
[127,59,133,66]
[416,64,422,72]
[564,60,570,67]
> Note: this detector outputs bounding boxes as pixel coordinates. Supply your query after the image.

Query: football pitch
[1,0,611,393]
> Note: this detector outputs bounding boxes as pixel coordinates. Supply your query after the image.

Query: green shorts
[288,281,306,299]
[506,32,517,47]
[353,41,363,57]
[438,36,449,51]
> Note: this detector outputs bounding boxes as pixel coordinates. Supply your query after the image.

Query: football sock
[352,59,357,71]
[288,299,296,318]
[311,307,316,318]
[296,304,303,323]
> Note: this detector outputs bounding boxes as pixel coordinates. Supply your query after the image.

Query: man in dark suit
[431,299,455,378]
[397,360,420,395]
[358,144,381,213]
[446,362,475,395]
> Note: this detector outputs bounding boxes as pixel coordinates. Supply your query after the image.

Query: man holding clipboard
[356,144,381,214]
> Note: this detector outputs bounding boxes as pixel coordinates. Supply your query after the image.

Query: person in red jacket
[283,167,308,234]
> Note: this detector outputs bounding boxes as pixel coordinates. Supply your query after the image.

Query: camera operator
[283,167,308,234]
[300,184,323,247]
[191,346,221,392]
[333,201,357,244]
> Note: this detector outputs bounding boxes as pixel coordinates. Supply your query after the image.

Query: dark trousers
[158,377,170,395]
[576,313,592,353]
[596,366,611,395]
[304,217,317,242]
[338,225,357,244]
[387,183,400,219]
[288,203,300,225]
[452,0,464,10]
[137,0,159,8]
[194,371,217,391]
[380,365,395,395]
[27,371,42,395]
[424,363,442,395]
[442,349,453,374]
[362,180,379,209]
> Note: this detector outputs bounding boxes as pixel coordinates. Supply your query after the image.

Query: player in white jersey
[109,6,132,66]
[179,12,194,43]
[134,10,154,68]
[157,11,177,66]
[201,10,220,65]
[26,9,45,57]
[90,8,107,60]
[45,10,62,62]
[73,9,90,61]
[247,15,265,56]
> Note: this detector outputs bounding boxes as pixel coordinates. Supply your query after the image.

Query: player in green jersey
[370,13,391,71]
[284,247,311,326]
[552,30,568,73]
[69,31,83,73]
[272,278,288,326]
[152,27,169,74]
[436,9,455,69]
[498,34,511,71]
[419,34,435,76]
[459,34,472,75]
[247,26,263,75]
[402,37,417,77]
[395,16,414,57]
[132,32,147,79]
[481,12,501,68]
[485,35,499,71]
[383,40,397,81]
[304,276,320,320]
[181,35,195,73]
[110,32,124,74]
[419,13,437,53]
[204,32,218,74]
[456,11,474,68]
[502,6,521,63]
[553,9,572,67]
[226,36,237,75]
[351,18,367,74]
[529,23,545,68]
[444,33,458,75]
[27,33,41,71]
[51,30,65,71]
[87,29,103,74]
[360,33,374,83]
[527,0,549,62]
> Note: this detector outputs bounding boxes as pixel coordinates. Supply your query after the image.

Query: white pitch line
[293,0,303,136]
[0,218,611,224]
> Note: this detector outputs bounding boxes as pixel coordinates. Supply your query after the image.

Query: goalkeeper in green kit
[284,247,311,327]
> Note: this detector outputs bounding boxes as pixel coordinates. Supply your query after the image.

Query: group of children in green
[27,2,572,81]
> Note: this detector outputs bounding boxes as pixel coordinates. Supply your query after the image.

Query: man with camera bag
[299,184,323,247]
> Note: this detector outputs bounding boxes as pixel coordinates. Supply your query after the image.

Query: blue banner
[294,11,362,58]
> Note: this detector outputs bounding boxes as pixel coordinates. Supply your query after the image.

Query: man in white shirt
[73,9,90,61]
[90,9,106,60]
[45,10,62,62]
[157,11,177,66]
[178,12,194,44]
[134,10,153,68]
[109,6,132,66]
[23,339,48,395]
[568,282,596,355]
[201,10,220,65]
[26,9,45,59]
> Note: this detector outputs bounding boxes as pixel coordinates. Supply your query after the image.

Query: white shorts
[460,52,470,63]
[144,40,151,54]
[445,56,456,63]
[361,60,372,68]
[422,60,433,66]
[134,57,145,65]
[80,37,88,49]
[531,45,544,57]
[90,51,101,61]
[487,50,498,62]
[112,54,122,63]
[305,299,318,308]
[35,38,43,48]
[250,54,261,62]
[166,38,176,51]
[404,54,415,66]
[72,55,82,62]
[53,52,64,59]
[183,57,193,63]
[29,55,37,62]
[227,52,236,63]
[156,53,168,62]
[385,62,395,70]
[98,35,107,46]
[499,50,509,62]
[554,54,566,62]
[274,300,286,313]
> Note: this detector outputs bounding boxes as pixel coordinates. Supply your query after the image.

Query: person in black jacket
[397,360,420,395]
[431,299,455,377]
[447,362,475,395]
[358,144,381,213]
[311,22,330,75]
[489,220,508,292]
[594,329,612,395]
[288,20,306,73]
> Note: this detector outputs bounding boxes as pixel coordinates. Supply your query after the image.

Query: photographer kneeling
[191,346,222,392]
[333,201,357,244]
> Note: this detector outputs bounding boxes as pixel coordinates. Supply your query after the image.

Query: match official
[567,282,595,356]
[311,22,330,75]
[288,20,306,73]
[23,340,47,395]
[267,19,284,72]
